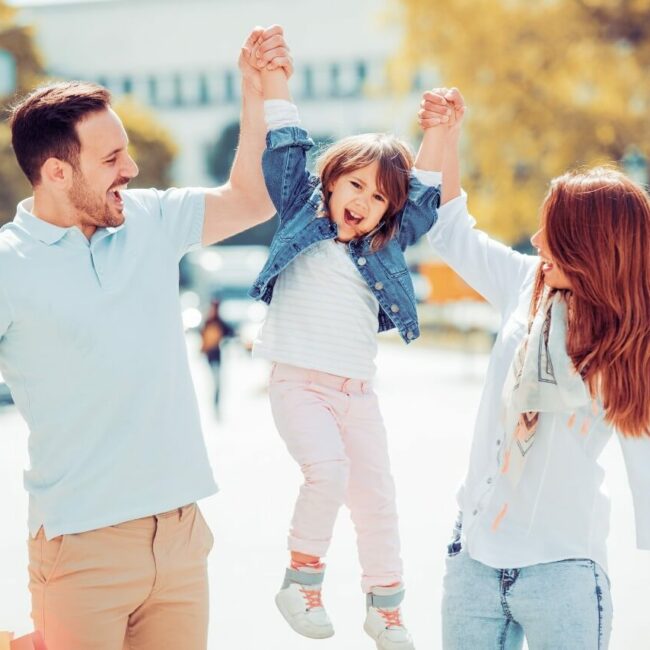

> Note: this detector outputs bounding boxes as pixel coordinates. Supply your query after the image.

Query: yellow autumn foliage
[0,1,177,225]
[391,0,650,243]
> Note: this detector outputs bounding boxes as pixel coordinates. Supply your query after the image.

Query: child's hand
[418,87,466,134]
[239,25,293,92]
[444,88,466,135]
[255,25,293,76]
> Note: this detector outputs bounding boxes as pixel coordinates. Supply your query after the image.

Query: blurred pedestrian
[0,25,291,650]
[246,47,452,650]
[421,88,650,650]
[200,299,234,415]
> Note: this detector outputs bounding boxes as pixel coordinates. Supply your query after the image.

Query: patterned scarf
[500,290,591,488]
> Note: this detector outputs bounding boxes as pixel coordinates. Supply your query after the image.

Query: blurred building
[13,0,433,188]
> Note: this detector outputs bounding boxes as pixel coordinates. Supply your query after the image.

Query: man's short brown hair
[9,81,111,185]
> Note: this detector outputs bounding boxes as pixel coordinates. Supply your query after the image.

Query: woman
[420,88,650,649]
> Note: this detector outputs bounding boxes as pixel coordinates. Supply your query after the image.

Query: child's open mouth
[344,209,363,227]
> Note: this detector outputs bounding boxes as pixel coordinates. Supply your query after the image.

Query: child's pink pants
[269,362,403,593]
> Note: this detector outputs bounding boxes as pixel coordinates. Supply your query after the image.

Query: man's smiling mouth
[107,184,128,208]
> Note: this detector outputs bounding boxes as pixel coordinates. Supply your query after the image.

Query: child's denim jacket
[249,127,441,343]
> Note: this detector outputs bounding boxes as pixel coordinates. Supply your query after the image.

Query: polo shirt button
[374,281,384,290]
[473,509,479,516]
[487,477,493,484]
[496,439,501,446]
[407,330,414,340]
[357,257,367,266]
[390,304,399,313]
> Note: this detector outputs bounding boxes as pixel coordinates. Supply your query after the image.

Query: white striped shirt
[253,239,379,379]
[255,100,440,380]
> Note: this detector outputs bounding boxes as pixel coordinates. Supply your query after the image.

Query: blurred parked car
[0,370,14,406]
[179,245,269,347]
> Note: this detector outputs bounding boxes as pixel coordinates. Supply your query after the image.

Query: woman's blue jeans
[442,550,613,649]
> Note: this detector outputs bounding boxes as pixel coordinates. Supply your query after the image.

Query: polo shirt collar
[15,198,69,245]
[14,198,125,245]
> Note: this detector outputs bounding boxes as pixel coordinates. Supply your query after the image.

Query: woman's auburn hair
[315,133,414,252]
[531,166,650,437]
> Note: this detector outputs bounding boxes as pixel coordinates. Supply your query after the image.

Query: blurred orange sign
[420,261,484,303]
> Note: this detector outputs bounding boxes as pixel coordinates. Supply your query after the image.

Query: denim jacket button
[374,281,384,290]
[357,257,367,266]
[390,304,400,313]
[407,330,414,339]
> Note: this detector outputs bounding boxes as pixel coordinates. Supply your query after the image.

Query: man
[0,25,291,650]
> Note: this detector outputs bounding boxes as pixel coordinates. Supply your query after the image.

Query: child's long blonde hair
[316,133,414,252]
[531,167,650,437]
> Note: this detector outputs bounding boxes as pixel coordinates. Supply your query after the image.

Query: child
[245,42,453,649]
[420,88,650,649]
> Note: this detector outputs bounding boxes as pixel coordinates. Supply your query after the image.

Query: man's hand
[418,87,466,135]
[239,25,293,93]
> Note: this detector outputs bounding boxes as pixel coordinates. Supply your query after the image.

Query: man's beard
[68,169,124,229]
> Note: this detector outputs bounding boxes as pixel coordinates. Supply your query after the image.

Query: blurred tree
[0,1,43,224]
[207,120,239,184]
[205,120,277,245]
[0,1,177,225]
[114,98,177,190]
[0,3,44,96]
[392,0,650,242]
[0,122,30,223]
[207,126,337,246]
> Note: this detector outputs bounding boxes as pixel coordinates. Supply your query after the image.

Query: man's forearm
[228,78,273,212]
[201,80,275,245]
[201,25,292,245]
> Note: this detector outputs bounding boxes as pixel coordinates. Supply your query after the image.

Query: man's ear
[40,157,74,187]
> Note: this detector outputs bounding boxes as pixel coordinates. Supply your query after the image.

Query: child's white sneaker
[275,565,335,639]
[363,584,415,650]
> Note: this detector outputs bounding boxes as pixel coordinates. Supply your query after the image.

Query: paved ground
[1,335,649,649]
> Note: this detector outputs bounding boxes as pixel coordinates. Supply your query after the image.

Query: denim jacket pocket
[375,241,408,277]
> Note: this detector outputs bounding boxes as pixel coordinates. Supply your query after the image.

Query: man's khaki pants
[28,504,213,650]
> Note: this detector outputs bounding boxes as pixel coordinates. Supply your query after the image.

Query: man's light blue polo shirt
[0,189,218,539]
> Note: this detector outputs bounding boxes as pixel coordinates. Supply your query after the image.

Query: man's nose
[123,155,139,179]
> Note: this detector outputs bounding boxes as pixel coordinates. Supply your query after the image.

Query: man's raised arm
[202,25,292,245]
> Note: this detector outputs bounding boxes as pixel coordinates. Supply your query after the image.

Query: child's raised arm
[252,36,314,221]
[394,92,451,248]
[260,68,291,101]
[422,88,537,314]
[258,49,291,101]
[419,88,465,203]
[413,97,451,173]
